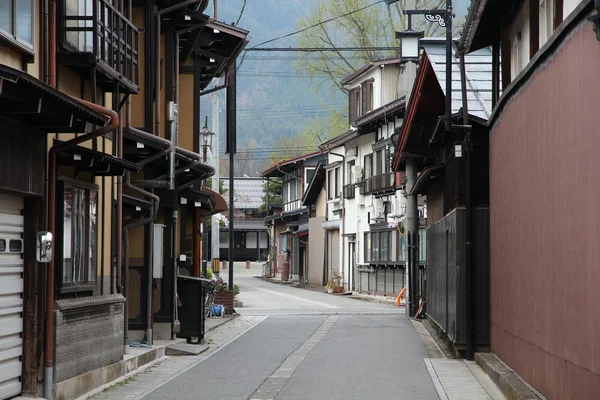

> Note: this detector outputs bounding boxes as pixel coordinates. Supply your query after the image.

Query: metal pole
[201,141,208,277]
[445,0,453,133]
[211,79,221,277]
[227,65,236,291]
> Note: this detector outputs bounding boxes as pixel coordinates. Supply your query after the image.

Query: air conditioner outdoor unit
[353,165,363,181]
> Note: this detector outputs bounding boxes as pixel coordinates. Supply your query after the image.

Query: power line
[237,0,384,71]
[247,1,384,49]
[244,47,399,52]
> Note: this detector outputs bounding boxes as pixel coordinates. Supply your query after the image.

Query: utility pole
[211,78,221,278]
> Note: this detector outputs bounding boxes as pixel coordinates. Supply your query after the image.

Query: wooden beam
[195,48,227,61]
[181,29,202,63]
[529,0,540,58]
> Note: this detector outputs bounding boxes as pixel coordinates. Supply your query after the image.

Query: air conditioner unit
[353,165,363,181]
[346,147,358,157]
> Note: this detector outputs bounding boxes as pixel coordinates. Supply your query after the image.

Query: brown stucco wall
[489,21,600,399]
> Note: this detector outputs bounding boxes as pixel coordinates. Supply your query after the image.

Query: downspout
[45,101,119,400]
[327,149,346,288]
[123,171,160,354]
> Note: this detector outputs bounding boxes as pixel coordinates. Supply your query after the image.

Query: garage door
[0,194,24,399]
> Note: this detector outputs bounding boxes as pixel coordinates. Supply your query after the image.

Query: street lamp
[200,116,215,277]
[200,116,215,163]
[395,29,424,61]
[390,1,476,362]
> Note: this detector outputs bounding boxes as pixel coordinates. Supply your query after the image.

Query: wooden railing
[62,0,139,86]
[343,183,355,199]
[362,172,395,195]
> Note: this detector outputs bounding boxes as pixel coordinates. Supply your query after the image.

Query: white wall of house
[345,63,403,115]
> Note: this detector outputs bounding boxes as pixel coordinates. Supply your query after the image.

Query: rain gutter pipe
[45,101,119,400]
[123,171,160,354]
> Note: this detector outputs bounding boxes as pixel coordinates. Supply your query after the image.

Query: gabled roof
[458,0,519,54]
[319,130,359,151]
[393,41,496,171]
[341,58,401,86]
[261,151,323,178]
[221,178,266,210]
[421,39,496,120]
[354,96,406,131]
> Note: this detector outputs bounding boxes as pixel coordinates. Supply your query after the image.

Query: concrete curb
[475,353,543,400]
[205,313,239,334]
[348,293,405,306]
[73,315,240,400]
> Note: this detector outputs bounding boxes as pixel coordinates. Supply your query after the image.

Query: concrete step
[166,343,210,356]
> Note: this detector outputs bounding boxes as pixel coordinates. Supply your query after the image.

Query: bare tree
[294,0,462,94]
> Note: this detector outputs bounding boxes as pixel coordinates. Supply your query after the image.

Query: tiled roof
[341,58,402,86]
[421,39,498,120]
[222,178,266,210]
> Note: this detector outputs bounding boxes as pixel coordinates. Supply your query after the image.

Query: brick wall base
[213,290,235,315]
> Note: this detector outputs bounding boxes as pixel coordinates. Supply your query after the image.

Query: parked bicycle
[204,278,217,320]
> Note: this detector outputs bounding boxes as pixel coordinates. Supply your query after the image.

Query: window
[334,167,340,199]
[364,232,371,262]
[372,232,379,261]
[364,154,373,179]
[348,160,355,184]
[0,0,33,52]
[349,87,361,123]
[65,0,94,52]
[375,150,383,175]
[219,232,229,248]
[58,179,98,289]
[327,169,333,200]
[539,0,554,46]
[304,167,315,192]
[361,79,374,114]
[246,232,257,249]
[511,31,523,80]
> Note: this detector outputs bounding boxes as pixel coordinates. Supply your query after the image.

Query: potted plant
[326,280,334,294]
[331,271,344,294]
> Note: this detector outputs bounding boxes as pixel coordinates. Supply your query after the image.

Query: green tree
[259,178,283,212]
[294,0,463,94]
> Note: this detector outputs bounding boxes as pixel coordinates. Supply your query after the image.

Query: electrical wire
[247,0,384,49]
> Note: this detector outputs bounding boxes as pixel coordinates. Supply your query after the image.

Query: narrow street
[144,270,436,400]
[85,265,504,400]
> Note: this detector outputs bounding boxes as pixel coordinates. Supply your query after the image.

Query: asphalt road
[143,268,438,400]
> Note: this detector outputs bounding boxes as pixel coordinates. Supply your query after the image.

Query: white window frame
[0,0,34,53]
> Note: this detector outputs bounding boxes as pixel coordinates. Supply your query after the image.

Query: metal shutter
[0,194,23,399]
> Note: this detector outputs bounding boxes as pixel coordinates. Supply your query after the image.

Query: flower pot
[327,287,334,294]
[334,286,344,294]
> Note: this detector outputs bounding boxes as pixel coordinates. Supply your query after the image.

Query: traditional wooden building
[0,0,248,398]
[393,39,495,354]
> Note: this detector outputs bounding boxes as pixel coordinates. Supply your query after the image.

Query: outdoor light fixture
[455,143,463,158]
[396,30,424,61]
[200,116,215,158]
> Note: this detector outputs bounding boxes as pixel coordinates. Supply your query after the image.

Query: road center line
[252,287,340,309]
[248,315,339,400]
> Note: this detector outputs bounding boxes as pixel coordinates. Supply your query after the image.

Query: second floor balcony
[359,172,396,196]
[59,0,139,93]
[343,183,355,199]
